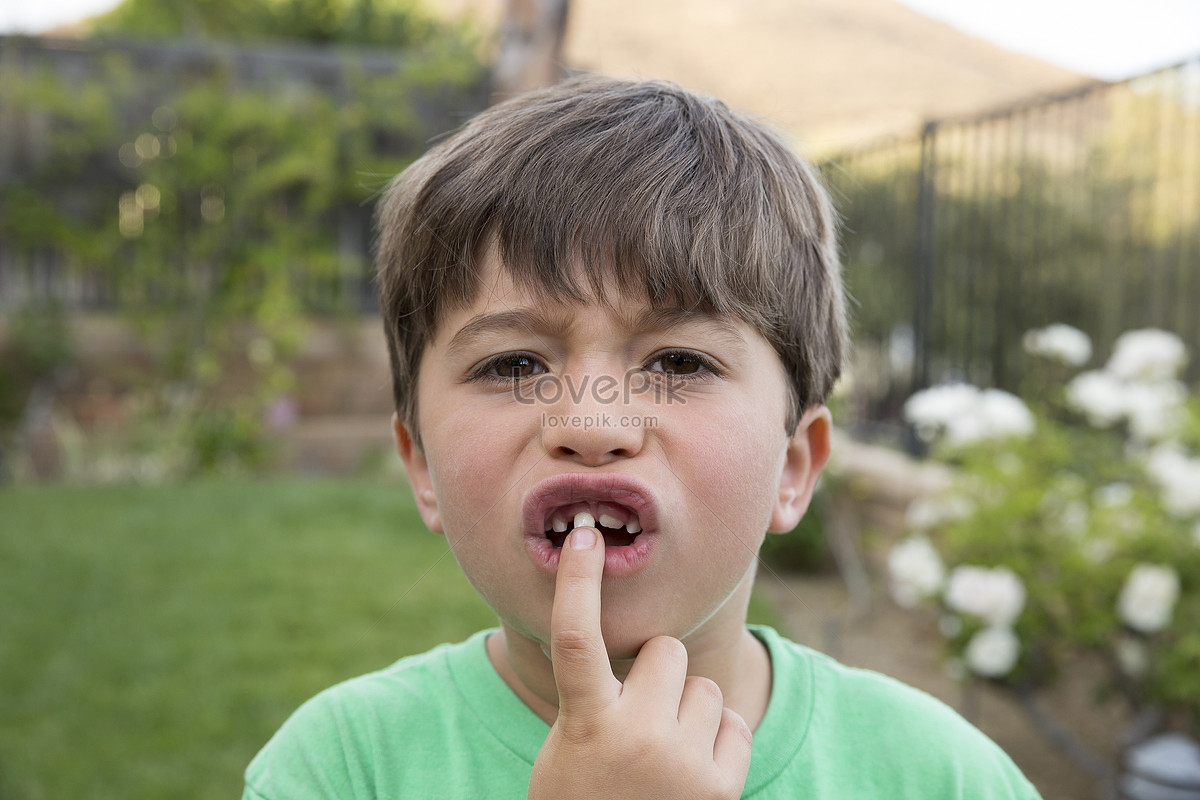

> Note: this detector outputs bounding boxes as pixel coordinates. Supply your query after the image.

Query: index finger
[550,527,621,717]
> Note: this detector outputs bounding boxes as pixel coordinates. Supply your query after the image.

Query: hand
[528,527,753,800]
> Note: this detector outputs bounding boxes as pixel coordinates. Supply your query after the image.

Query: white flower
[1118,564,1181,633]
[1145,442,1189,483]
[905,494,974,531]
[904,384,1035,447]
[888,537,946,608]
[971,389,1036,442]
[1107,329,1188,382]
[1123,380,1187,442]
[1066,370,1128,427]
[1161,477,1200,519]
[1062,328,1189,442]
[904,384,980,441]
[1023,324,1092,366]
[964,626,1021,678]
[1095,483,1134,508]
[1143,444,1200,518]
[944,565,1027,626]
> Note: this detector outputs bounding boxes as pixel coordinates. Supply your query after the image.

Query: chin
[597,619,674,661]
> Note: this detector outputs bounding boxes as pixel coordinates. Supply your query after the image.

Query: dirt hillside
[433,0,1086,152]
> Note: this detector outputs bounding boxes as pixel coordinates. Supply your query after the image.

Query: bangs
[398,78,826,331]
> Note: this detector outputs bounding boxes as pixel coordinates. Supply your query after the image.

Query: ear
[767,405,833,533]
[393,413,443,534]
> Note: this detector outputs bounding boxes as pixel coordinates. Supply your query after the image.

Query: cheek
[668,403,786,541]
[422,400,536,528]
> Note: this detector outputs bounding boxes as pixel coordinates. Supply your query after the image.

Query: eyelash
[465,349,724,385]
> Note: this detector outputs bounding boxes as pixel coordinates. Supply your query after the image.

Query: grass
[0,478,494,800]
[0,477,784,799]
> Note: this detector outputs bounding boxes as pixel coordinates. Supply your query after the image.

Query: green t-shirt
[243,626,1041,799]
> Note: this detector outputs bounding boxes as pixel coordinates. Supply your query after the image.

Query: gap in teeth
[545,503,641,535]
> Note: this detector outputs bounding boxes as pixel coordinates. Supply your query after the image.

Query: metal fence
[823,57,1200,423]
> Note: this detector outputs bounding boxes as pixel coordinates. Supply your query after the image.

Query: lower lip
[524,531,656,577]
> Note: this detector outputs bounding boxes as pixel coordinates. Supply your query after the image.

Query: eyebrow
[626,307,747,352]
[445,308,575,357]
[444,305,747,357]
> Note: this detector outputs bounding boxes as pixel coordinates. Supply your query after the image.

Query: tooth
[551,516,568,533]
[625,518,641,534]
[573,511,595,529]
[598,513,622,529]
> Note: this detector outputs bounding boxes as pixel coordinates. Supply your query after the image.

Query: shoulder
[275,635,470,735]
[752,626,1041,799]
[243,633,491,800]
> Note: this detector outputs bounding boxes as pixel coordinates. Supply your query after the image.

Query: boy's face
[395,252,831,660]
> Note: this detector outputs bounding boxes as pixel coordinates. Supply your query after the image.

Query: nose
[540,367,647,466]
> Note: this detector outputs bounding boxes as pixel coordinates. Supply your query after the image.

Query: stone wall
[0,314,399,477]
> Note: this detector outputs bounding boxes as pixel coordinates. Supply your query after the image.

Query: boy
[244,75,1040,798]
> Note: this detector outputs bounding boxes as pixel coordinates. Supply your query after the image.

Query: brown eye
[491,355,541,378]
[650,351,705,376]
[467,352,547,384]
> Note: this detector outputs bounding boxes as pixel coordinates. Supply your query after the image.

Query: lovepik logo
[511,370,689,407]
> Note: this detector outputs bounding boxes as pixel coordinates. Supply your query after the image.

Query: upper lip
[523,472,660,538]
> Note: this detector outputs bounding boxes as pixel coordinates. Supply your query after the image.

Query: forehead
[435,250,750,353]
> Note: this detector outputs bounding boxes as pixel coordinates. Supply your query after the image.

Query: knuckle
[685,675,724,705]
[642,635,687,665]
[559,714,606,745]
[725,708,753,745]
[651,634,688,657]
[623,725,659,754]
[552,625,596,659]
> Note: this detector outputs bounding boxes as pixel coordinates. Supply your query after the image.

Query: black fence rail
[0,34,487,315]
[824,57,1200,422]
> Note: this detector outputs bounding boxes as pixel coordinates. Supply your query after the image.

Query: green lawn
[0,478,494,800]
[0,478,782,799]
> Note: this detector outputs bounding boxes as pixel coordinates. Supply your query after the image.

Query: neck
[485,580,773,731]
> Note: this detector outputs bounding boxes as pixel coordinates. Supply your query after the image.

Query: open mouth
[523,472,659,575]
[543,502,643,549]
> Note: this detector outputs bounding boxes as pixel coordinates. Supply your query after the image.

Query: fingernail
[570,528,596,550]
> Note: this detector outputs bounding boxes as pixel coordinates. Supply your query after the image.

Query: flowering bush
[889,326,1200,730]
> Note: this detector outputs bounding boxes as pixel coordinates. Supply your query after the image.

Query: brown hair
[376,74,846,441]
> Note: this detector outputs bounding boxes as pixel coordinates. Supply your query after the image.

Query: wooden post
[491,0,570,100]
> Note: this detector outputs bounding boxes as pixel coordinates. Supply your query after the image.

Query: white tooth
[551,517,568,533]
[598,513,622,529]
[573,511,595,529]
[625,518,641,534]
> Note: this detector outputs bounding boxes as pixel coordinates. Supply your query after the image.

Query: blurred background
[2,1,1199,798]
